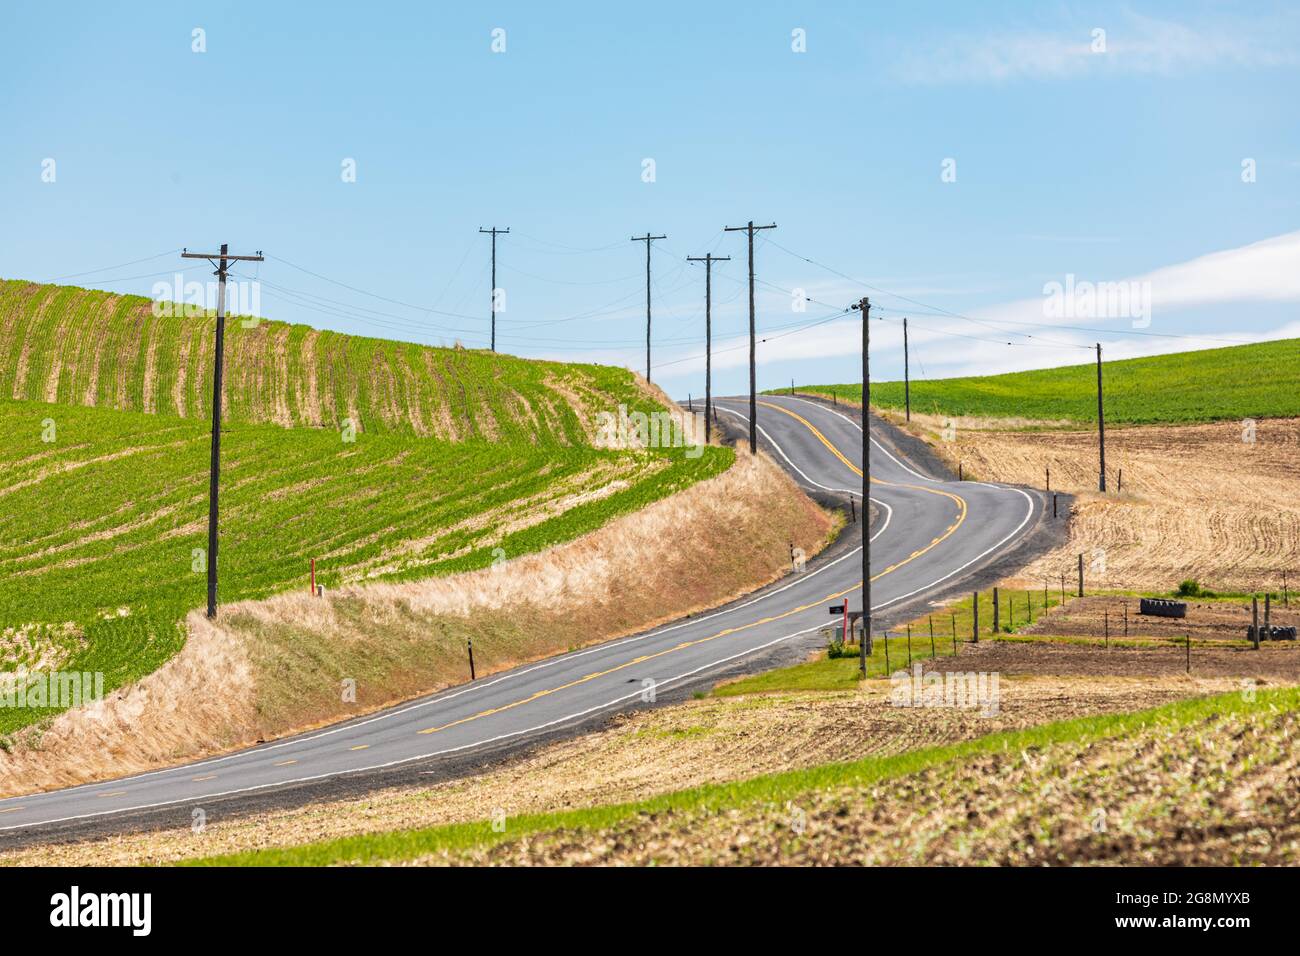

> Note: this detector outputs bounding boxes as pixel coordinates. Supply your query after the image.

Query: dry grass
[911,414,1300,593]
[0,674,1225,865]
[0,451,834,798]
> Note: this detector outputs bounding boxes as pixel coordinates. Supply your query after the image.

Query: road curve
[0,393,1041,835]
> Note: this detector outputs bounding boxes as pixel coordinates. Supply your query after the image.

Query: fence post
[1252,595,1260,650]
[973,591,980,643]
[992,586,1000,633]
[929,615,936,658]
[1078,553,1084,598]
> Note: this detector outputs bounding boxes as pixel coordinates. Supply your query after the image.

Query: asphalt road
[0,394,1041,836]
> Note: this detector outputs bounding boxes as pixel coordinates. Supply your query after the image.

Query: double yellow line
[417,401,967,737]
[756,400,967,576]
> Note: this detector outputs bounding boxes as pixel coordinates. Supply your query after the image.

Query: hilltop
[788,338,1300,425]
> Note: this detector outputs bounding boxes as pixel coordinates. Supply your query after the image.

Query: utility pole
[630,232,666,381]
[852,296,870,676]
[479,226,509,351]
[686,253,729,444]
[903,317,911,422]
[1096,342,1107,491]
[181,243,264,619]
[725,220,777,454]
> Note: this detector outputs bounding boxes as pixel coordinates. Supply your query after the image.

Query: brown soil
[437,704,1300,866]
[902,413,1300,594]
[0,674,1221,865]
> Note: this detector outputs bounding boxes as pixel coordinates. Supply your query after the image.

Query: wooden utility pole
[853,296,870,675]
[1096,343,1107,491]
[180,244,264,619]
[725,220,777,454]
[903,317,911,421]
[479,227,509,351]
[630,232,666,381]
[687,253,729,444]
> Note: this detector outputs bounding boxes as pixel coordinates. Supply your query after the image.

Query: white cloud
[894,11,1300,85]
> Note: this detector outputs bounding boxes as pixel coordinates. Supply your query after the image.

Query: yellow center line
[416,402,966,738]
[273,759,298,767]
[97,790,127,798]
[0,807,25,814]
[757,400,968,576]
[192,774,217,782]
[350,744,369,751]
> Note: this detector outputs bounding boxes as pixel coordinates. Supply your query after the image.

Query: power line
[50,249,182,282]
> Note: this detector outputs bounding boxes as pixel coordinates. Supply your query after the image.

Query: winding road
[0,394,1041,837]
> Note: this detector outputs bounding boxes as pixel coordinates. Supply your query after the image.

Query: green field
[784,338,1300,424]
[0,281,730,736]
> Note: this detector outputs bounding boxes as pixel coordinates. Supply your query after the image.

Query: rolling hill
[788,338,1300,424]
[0,279,730,736]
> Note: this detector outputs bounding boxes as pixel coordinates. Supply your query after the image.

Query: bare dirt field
[0,674,1228,865]
[900,413,1300,594]
[437,703,1300,866]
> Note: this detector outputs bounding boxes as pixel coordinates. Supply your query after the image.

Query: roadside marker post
[992,586,1000,633]
[929,616,936,658]
[951,613,958,655]
[906,625,913,667]
[1104,610,1109,649]
[1264,593,1271,644]
[1186,632,1191,673]
[972,591,979,643]
[1253,596,1260,650]
[468,637,476,681]
[1078,553,1085,598]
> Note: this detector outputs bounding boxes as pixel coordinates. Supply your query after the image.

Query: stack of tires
[1139,598,1187,619]
[1247,625,1298,642]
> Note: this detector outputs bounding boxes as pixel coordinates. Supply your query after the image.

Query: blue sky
[2,0,1298,397]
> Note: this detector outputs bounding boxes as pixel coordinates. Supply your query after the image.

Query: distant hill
[787,338,1300,424]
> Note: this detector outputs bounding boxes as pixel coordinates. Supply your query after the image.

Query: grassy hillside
[0,278,635,442]
[786,338,1300,424]
[0,280,730,737]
